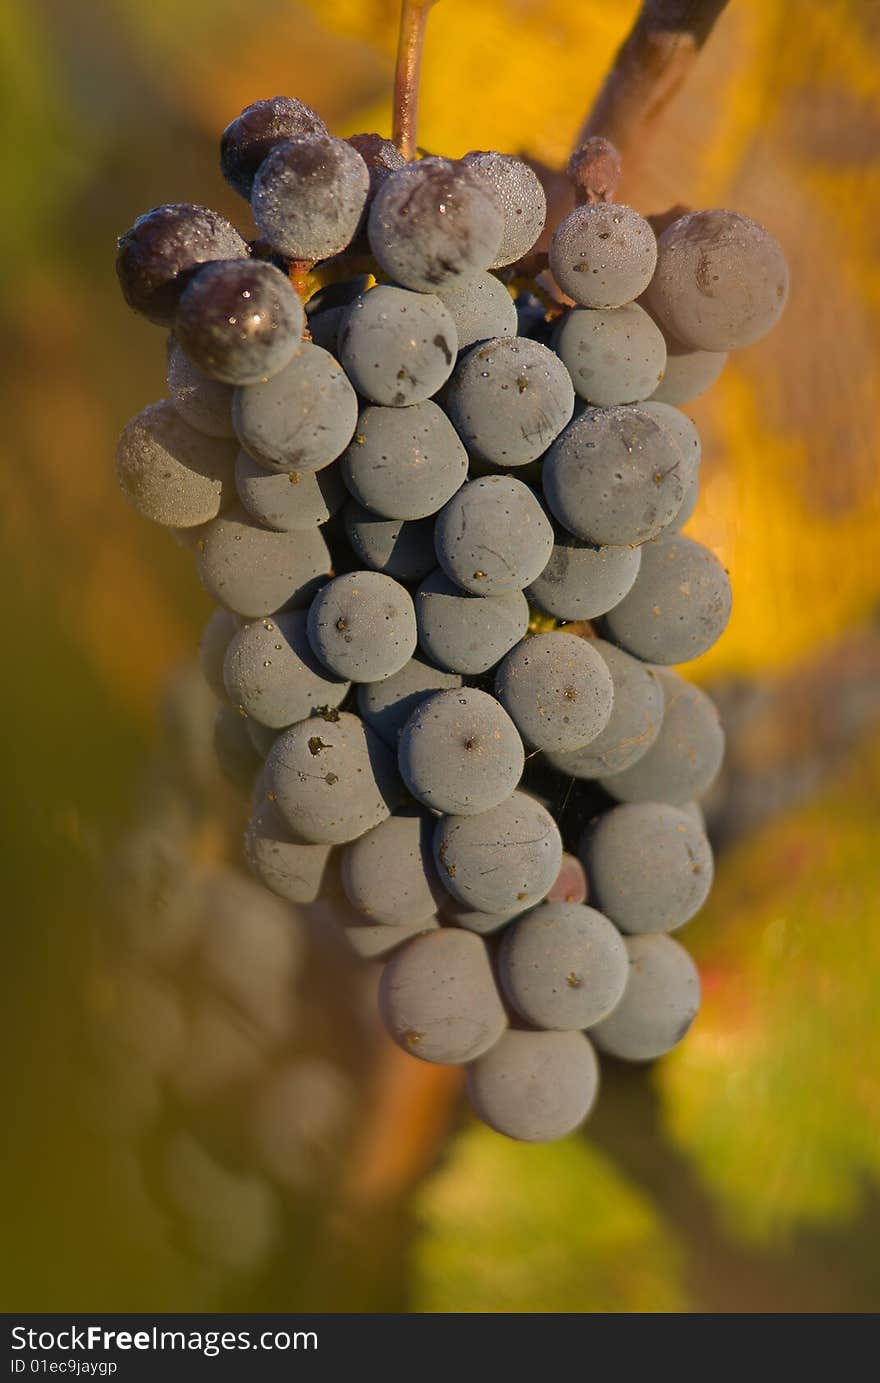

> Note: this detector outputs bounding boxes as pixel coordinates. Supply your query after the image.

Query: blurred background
[2,0,879,1313]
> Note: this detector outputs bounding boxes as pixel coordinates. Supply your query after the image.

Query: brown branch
[576,0,731,166]
[392,0,439,161]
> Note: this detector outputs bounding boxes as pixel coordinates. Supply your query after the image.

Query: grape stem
[576,0,730,176]
[393,0,438,161]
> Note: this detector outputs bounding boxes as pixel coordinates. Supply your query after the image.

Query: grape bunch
[114,94,787,1144]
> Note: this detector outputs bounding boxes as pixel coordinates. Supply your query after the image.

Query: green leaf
[411,1122,688,1312]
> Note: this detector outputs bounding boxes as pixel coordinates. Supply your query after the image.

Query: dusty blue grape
[307,571,417,683]
[499,901,629,1030]
[599,667,724,803]
[462,151,547,268]
[266,710,402,844]
[555,302,666,405]
[197,506,331,618]
[590,934,701,1061]
[116,400,236,528]
[466,1030,599,1142]
[343,502,436,582]
[544,639,663,779]
[356,655,462,748]
[527,528,642,620]
[644,209,789,351]
[167,341,234,438]
[251,133,369,260]
[338,285,458,406]
[232,343,358,473]
[436,272,517,350]
[434,791,562,914]
[367,157,504,292]
[341,809,448,926]
[445,337,574,467]
[415,569,529,676]
[494,631,615,753]
[223,609,350,728]
[398,687,524,816]
[434,476,553,595]
[550,202,656,308]
[235,451,345,531]
[582,801,713,935]
[601,533,732,664]
[341,400,467,520]
[378,929,507,1064]
[245,797,332,904]
[542,404,690,547]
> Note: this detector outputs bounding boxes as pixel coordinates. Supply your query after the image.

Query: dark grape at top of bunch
[113,84,787,1144]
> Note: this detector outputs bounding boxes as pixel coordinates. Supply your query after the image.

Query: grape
[267,710,401,844]
[220,96,328,198]
[197,507,331,618]
[378,929,507,1064]
[415,570,529,676]
[338,285,458,407]
[435,272,518,351]
[162,1132,278,1273]
[342,915,440,960]
[251,134,370,260]
[398,686,524,816]
[306,306,345,354]
[555,302,666,405]
[527,529,642,620]
[97,964,185,1074]
[235,451,345,531]
[168,995,265,1105]
[107,828,203,967]
[444,337,574,467]
[246,719,278,758]
[602,533,732,664]
[197,868,303,1036]
[549,203,657,308]
[213,704,261,791]
[307,572,417,683]
[116,400,236,528]
[651,336,727,405]
[199,607,240,701]
[671,469,700,530]
[499,902,628,1029]
[644,209,789,350]
[542,404,690,547]
[636,400,701,469]
[356,654,462,748]
[175,260,305,385]
[600,668,724,804]
[232,343,358,473]
[462,151,547,268]
[434,791,562,913]
[544,639,664,779]
[591,934,700,1061]
[343,502,436,582]
[341,808,448,926]
[116,203,248,326]
[367,157,504,292]
[346,133,406,193]
[466,1030,599,1143]
[494,631,615,753]
[167,341,234,438]
[245,797,332,904]
[223,609,350,728]
[340,400,468,520]
[443,904,523,935]
[547,852,589,905]
[434,476,553,595]
[250,1058,353,1190]
[583,802,713,935]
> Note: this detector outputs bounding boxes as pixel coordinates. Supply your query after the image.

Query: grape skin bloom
[338,285,458,407]
[549,202,657,309]
[445,337,575,468]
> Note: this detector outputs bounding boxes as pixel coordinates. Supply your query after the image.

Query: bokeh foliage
[1,0,879,1313]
